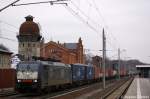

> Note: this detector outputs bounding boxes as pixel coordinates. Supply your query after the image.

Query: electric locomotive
[15,61,72,92]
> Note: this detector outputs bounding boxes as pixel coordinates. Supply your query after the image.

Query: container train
[15,60,126,92]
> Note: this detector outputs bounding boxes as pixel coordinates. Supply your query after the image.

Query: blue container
[85,65,94,80]
[71,64,86,82]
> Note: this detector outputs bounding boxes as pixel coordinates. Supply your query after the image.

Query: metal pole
[118,48,120,79]
[11,0,68,6]
[102,28,106,89]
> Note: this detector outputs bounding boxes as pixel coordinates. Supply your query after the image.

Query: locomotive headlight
[26,72,29,75]
[34,80,37,82]
[17,80,21,82]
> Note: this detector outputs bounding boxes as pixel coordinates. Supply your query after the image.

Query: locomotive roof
[41,61,64,66]
[72,63,92,67]
[19,61,71,67]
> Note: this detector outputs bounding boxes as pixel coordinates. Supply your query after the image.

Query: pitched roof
[64,43,77,49]
[136,65,150,68]
[0,44,12,54]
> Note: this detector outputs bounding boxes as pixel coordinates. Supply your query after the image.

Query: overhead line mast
[0,0,68,12]
[12,0,68,6]
[102,28,106,89]
[0,0,20,12]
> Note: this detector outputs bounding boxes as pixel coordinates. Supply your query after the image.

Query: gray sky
[0,0,150,63]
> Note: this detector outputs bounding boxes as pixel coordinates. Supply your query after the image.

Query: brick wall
[41,41,83,64]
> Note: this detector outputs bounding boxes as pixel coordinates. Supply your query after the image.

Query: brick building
[41,38,84,64]
[92,55,102,67]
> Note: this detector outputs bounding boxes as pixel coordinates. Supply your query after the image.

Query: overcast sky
[0,0,150,63]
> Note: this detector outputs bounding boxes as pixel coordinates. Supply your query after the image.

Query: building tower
[17,15,43,60]
[77,37,84,63]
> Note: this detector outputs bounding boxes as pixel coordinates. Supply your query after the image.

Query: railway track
[0,93,23,99]
[0,92,43,99]
[42,78,124,99]
[87,77,133,99]
[0,91,18,97]
[46,77,132,99]
[0,77,132,99]
[0,79,115,99]
[30,81,112,99]
[104,77,133,99]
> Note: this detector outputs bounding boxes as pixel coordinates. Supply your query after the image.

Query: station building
[136,65,150,78]
[0,44,12,69]
[0,44,15,90]
[40,38,84,64]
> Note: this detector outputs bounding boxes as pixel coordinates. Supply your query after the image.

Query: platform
[124,77,150,99]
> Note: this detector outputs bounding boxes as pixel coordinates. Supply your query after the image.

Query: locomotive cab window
[16,63,39,79]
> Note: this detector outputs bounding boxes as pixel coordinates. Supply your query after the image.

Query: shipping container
[0,69,16,89]
[105,69,108,78]
[108,68,113,77]
[120,67,127,76]
[93,65,102,80]
[85,65,94,80]
[120,67,124,76]
[71,64,86,82]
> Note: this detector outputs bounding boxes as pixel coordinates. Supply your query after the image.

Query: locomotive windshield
[17,63,39,79]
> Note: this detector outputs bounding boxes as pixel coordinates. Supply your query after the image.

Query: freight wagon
[71,64,94,85]
[71,64,86,85]
[85,65,94,83]
[93,65,102,82]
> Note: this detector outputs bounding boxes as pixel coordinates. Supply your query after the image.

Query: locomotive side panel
[40,65,49,89]
[47,65,72,86]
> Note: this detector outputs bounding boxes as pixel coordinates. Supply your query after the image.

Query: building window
[28,43,30,47]
[7,56,10,66]
[3,56,5,67]
[33,44,35,47]
[22,43,24,47]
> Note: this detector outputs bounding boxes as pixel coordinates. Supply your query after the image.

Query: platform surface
[124,77,150,99]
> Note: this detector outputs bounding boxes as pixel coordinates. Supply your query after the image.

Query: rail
[0,77,133,99]
[103,77,134,99]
